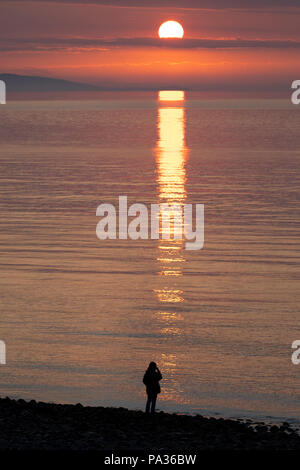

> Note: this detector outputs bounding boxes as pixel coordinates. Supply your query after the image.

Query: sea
[0,91,299,424]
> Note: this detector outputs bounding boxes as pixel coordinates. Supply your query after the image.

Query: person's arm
[156,368,162,380]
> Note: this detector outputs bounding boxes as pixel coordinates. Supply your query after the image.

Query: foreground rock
[0,397,299,450]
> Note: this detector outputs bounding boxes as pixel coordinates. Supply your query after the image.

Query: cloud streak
[2,36,300,52]
[2,0,300,8]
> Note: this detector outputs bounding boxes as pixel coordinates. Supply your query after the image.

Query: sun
[158,20,184,39]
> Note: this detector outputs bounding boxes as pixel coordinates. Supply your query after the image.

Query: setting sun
[158,20,184,39]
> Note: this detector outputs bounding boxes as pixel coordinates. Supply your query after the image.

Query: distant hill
[0,73,101,92]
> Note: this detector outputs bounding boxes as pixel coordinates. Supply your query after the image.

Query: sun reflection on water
[154,90,188,294]
[158,90,185,102]
[158,352,191,406]
[152,91,189,405]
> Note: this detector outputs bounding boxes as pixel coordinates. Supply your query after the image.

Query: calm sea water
[0,92,300,423]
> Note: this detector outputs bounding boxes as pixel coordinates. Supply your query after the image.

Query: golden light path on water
[156,90,187,281]
[154,90,190,406]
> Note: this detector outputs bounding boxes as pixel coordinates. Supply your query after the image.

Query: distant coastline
[0,73,290,98]
[0,73,102,92]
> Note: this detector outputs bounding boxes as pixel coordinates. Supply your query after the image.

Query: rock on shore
[0,397,299,451]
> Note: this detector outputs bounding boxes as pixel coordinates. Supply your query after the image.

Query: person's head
[148,361,157,371]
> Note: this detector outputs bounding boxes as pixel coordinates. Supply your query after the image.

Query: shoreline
[0,397,299,450]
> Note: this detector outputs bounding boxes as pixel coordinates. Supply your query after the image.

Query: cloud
[2,0,300,9]
[2,36,300,52]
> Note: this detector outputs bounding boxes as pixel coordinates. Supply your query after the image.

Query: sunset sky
[1,0,300,93]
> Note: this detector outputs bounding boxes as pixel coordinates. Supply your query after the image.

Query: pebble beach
[0,397,299,451]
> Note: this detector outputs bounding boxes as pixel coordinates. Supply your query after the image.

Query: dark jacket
[143,369,162,395]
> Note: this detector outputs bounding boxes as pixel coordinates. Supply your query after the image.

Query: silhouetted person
[143,361,162,414]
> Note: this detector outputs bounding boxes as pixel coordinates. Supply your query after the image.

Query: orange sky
[1,1,300,94]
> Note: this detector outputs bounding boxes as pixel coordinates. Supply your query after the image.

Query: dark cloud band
[1,36,300,52]
[2,0,300,9]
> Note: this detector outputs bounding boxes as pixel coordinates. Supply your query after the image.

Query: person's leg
[150,394,157,414]
[145,395,151,413]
